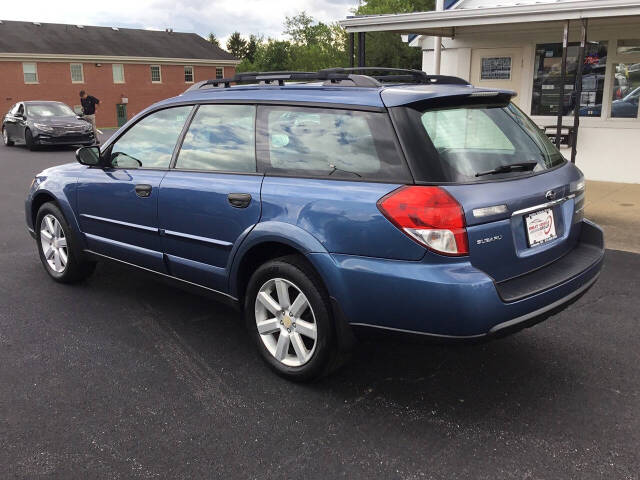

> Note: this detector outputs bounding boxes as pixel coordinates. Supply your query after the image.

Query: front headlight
[33,123,55,132]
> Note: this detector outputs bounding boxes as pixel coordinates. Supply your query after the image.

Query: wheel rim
[40,214,68,273]
[2,129,7,145]
[254,278,318,367]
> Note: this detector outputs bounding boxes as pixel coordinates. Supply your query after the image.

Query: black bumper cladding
[495,221,605,303]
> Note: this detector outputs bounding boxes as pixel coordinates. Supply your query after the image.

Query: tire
[35,202,96,283]
[2,127,14,146]
[25,129,37,151]
[244,255,341,381]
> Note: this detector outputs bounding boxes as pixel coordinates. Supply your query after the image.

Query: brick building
[0,20,239,127]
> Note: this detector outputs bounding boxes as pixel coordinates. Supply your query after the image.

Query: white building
[341,0,640,184]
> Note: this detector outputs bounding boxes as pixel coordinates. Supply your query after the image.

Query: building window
[22,63,38,83]
[531,41,608,117]
[112,64,125,84]
[151,65,162,83]
[70,63,84,83]
[610,63,640,119]
[481,57,511,80]
[184,65,194,83]
[215,67,224,79]
[617,39,640,56]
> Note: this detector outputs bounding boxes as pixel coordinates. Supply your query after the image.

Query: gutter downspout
[433,0,444,74]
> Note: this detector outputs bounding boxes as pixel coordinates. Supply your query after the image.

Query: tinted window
[395,103,565,183]
[257,106,409,182]
[109,106,192,169]
[175,104,256,172]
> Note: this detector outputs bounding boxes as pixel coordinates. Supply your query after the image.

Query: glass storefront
[531,41,608,117]
[611,63,640,119]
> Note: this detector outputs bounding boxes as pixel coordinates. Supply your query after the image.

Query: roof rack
[184,67,470,92]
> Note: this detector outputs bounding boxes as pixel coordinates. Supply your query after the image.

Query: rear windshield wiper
[475,161,538,178]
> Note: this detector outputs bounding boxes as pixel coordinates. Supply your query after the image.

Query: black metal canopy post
[357,32,366,67]
[348,33,355,68]
[571,18,588,164]
[555,20,570,149]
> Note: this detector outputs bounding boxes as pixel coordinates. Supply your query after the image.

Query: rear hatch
[444,164,584,282]
[388,94,586,282]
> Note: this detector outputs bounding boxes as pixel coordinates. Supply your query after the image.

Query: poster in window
[481,57,512,80]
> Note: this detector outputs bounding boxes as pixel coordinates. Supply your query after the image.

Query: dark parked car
[3,101,95,150]
[580,86,640,118]
[25,68,604,381]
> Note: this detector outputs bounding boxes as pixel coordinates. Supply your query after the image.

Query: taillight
[377,186,469,256]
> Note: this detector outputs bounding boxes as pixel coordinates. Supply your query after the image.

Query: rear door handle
[227,193,252,208]
[135,184,152,198]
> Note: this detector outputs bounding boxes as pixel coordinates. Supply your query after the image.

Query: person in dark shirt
[79,90,100,144]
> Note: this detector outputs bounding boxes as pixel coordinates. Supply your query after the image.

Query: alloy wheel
[2,128,7,145]
[254,278,318,367]
[40,214,68,273]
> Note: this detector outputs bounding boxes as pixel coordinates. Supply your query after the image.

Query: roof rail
[183,67,470,92]
[321,67,470,86]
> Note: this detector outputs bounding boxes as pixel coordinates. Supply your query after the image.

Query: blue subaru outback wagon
[25,68,604,380]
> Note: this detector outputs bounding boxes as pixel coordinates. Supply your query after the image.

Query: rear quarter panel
[259,177,426,260]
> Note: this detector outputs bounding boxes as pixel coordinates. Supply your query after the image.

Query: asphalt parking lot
[1,134,639,479]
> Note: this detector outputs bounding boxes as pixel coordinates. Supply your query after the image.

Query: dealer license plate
[525,208,557,247]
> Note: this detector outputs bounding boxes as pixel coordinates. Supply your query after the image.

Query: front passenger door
[77,105,193,271]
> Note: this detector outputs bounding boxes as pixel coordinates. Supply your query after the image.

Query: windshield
[395,102,565,183]
[27,103,76,118]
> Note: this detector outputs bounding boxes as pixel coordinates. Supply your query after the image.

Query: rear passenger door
[158,104,261,292]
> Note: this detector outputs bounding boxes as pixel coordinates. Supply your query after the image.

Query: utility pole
[433,0,444,74]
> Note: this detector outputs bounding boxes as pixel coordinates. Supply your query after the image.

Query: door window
[109,106,192,169]
[175,104,256,172]
[257,106,410,182]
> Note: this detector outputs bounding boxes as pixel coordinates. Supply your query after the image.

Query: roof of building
[450,0,591,8]
[341,0,640,35]
[0,20,237,61]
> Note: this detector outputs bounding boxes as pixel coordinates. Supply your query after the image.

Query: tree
[354,0,435,69]
[227,31,247,60]
[207,32,220,48]
[245,34,260,63]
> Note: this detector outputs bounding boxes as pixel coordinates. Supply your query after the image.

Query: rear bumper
[308,219,604,339]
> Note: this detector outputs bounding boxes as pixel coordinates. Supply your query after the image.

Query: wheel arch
[30,188,87,251]
[229,222,356,351]
[31,191,58,228]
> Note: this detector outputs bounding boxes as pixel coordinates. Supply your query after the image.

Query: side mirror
[75,146,102,166]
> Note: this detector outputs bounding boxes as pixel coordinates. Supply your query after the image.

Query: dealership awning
[340,0,640,37]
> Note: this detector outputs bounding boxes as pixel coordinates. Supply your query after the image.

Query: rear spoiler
[403,90,517,110]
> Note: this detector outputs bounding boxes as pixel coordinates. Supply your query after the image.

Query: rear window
[257,106,411,182]
[392,103,565,183]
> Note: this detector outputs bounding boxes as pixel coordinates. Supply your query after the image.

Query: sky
[0,0,359,45]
